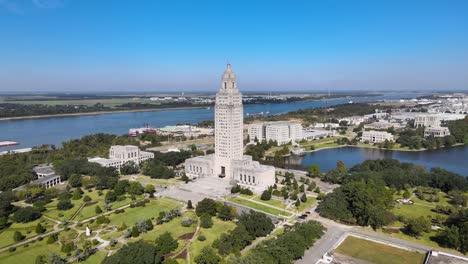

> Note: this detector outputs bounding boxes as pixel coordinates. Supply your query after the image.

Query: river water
[287,145,468,176]
[0,92,419,150]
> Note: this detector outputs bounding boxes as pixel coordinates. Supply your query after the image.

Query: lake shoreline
[0,106,209,121]
[304,143,466,153]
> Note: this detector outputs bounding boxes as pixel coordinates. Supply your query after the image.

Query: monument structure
[184,64,275,193]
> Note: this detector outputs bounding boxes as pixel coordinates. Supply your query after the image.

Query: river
[287,145,468,176]
[0,92,420,150]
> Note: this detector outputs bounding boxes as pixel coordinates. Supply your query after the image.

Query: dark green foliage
[236,221,324,263]
[447,116,468,143]
[217,204,235,221]
[152,151,192,168]
[95,205,102,214]
[238,211,274,238]
[317,181,394,229]
[200,214,213,228]
[154,232,178,255]
[83,195,92,202]
[194,247,221,264]
[120,161,139,175]
[142,160,175,179]
[195,198,217,217]
[47,234,58,244]
[105,190,118,203]
[96,216,110,224]
[12,207,42,223]
[404,216,431,237]
[127,182,144,195]
[214,224,253,255]
[103,241,162,264]
[13,231,25,242]
[131,226,140,237]
[0,191,15,217]
[260,190,271,201]
[35,223,46,234]
[57,199,73,210]
[349,159,467,192]
[113,180,130,196]
[68,174,82,187]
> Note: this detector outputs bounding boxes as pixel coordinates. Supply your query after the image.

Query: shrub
[197,234,206,241]
[260,190,272,201]
[181,217,193,227]
[200,214,213,228]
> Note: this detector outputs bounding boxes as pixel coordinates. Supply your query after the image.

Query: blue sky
[0,0,467,93]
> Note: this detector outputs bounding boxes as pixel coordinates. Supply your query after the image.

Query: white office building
[248,121,302,145]
[32,165,61,189]
[362,130,394,143]
[414,115,440,127]
[89,145,154,171]
[185,64,275,192]
[424,126,451,138]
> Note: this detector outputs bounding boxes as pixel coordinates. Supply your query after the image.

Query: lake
[287,145,468,176]
[0,92,421,150]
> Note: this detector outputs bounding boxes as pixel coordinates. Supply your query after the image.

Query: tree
[103,241,160,264]
[307,164,321,177]
[13,231,25,242]
[402,190,411,199]
[196,198,217,216]
[187,200,194,209]
[128,182,144,195]
[68,174,82,187]
[295,199,301,207]
[47,234,57,244]
[238,211,274,238]
[300,193,307,203]
[95,205,103,214]
[195,247,221,264]
[405,217,431,237]
[131,226,140,237]
[113,180,129,196]
[336,160,346,173]
[154,232,178,255]
[83,195,92,202]
[120,161,139,175]
[35,223,46,234]
[57,199,73,210]
[200,214,213,228]
[260,190,271,201]
[217,204,234,221]
[145,184,155,197]
[12,207,42,223]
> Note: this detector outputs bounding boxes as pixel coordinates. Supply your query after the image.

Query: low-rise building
[364,120,402,130]
[32,165,61,189]
[415,115,440,127]
[89,145,154,170]
[302,129,335,140]
[248,121,302,145]
[424,126,451,138]
[362,130,394,143]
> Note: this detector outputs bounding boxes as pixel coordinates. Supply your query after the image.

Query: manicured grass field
[137,211,198,242]
[391,203,437,219]
[75,192,137,221]
[83,251,107,264]
[0,218,55,248]
[228,197,292,217]
[190,218,236,260]
[252,197,287,209]
[0,238,63,264]
[294,196,317,213]
[108,198,181,227]
[335,236,425,264]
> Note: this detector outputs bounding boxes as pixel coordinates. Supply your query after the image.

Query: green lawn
[75,192,138,221]
[108,198,180,227]
[190,218,236,260]
[137,211,198,243]
[83,251,107,264]
[228,198,292,217]
[252,197,287,209]
[0,218,55,248]
[335,236,425,264]
[391,203,437,219]
[294,196,317,213]
[0,238,63,264]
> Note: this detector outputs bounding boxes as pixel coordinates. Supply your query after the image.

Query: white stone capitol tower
[184,64,275,193]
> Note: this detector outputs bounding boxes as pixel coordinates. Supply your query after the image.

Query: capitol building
[184,64,275,193]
